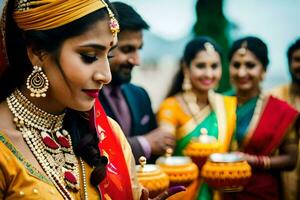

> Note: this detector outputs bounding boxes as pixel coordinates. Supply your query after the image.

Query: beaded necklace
[6,89,88,200]
[182,90,209,122]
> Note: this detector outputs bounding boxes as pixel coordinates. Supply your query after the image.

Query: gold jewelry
[6,89,84,200]
[237,41,248,56]
[204,42,215,55]
[79,158,88,200]
[99,0,120,36]
[262,156,271,169]
[182,90,205,121]
[26,65,49,98]
[182,73,192,91]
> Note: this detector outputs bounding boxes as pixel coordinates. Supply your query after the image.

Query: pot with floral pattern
[201,153,252,192]
[136,156,170,198]
[156,148,198,187]
[183,128,222,170]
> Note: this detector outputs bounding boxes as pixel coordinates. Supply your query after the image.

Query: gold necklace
[6,89,87,200]
[182,91,208,121]
[290,87,300,111]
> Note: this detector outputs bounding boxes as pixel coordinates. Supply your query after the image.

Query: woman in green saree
[157,36,236,200]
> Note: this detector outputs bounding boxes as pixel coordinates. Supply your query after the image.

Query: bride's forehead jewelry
[204,42,216,55]
[237,41,248,56]
[99,0,120,36]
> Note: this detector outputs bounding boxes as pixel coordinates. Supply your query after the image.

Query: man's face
[109,30,143,85]
[290,49,300,84]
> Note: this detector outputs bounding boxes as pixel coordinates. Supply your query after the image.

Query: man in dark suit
[99,2,175,163]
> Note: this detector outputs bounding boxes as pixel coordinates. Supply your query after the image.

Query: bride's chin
[73,101,95,112]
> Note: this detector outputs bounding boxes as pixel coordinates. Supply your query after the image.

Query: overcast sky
[117,0,300,89]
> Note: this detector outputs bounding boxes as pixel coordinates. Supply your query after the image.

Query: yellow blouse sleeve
[157,97,181,134]
[0,141,10,199]
[0,156,7,199]
[108,118,142,200]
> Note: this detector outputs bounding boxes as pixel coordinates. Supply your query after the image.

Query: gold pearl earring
[182,73,192,91]
[26,65,49,98]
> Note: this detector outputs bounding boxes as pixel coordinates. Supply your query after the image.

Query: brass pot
[183,128,221,169]
[156,148,198,187]
[136,156,169,198]
[201,153,252,192]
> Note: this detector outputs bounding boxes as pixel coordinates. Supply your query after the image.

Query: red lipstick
[83,89,99,98]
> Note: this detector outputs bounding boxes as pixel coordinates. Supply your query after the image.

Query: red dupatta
[223,96,299,200]
[92,99,133,200]
[243,95,298,155]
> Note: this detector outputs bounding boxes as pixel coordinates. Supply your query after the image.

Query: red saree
[224,95,299,200]
[92,99,134,200]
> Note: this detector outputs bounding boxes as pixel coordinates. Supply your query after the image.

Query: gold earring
[182,73,192,91]
[261,73,266,81]
[26,65,49,98]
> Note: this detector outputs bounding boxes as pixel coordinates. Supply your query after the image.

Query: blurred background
[115,0,300,111]
[1,0,298,110]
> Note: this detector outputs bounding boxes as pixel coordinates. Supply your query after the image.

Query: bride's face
[39,18,117,112]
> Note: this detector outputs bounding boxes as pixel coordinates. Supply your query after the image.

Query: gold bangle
[265,156,271,169]
[263,156,271,169]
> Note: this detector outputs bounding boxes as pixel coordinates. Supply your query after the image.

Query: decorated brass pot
[136,156,170,198]
[156,148,198,187]
[201,153,252,192]
[183,128,222,169]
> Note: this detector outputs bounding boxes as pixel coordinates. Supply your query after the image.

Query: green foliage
[193,0,231,92]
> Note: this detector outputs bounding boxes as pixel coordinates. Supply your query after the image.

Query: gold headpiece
[237,41,248,56]
[13,0,119,35]
[99,0,120,36]
[204,42,215,55]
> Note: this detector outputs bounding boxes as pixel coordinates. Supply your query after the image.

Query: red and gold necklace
[6,89,84,200]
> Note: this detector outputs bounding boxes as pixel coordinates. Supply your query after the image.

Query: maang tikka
[26,65,49,97]
[237,41,248,56]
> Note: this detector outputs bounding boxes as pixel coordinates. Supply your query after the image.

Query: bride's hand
[140,186,186,200]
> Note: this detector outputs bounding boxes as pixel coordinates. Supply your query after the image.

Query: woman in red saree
[223,36,299,200]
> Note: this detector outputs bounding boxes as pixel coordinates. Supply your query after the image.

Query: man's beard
[110,64,134,85]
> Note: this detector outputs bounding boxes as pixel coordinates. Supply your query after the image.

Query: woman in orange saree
[223,36,299,200]
[157,37,236,200]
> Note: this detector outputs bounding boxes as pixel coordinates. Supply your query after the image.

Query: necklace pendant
[7,89,81,200]
[64,170,80,191]
[41,131,60,150]
[56,130,71,149]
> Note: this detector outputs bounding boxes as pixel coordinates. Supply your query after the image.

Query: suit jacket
[99,83,157,163]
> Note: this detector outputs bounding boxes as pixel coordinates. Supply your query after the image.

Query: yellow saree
[0,118,141,200]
